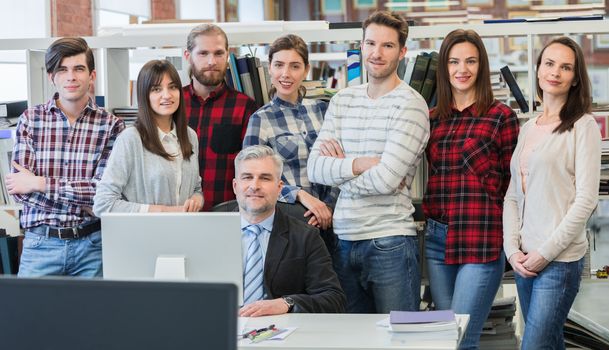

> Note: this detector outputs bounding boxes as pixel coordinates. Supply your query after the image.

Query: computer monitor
[0,276,237,350]
[101,212,243,305]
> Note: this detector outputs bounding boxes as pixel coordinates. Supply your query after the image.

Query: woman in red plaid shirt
[422,29,519,349]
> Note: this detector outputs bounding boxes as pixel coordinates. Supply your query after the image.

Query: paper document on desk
[269,327,297,340]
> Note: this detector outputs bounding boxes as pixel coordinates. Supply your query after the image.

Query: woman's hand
[508,251,538,278]
[297,190,333,229]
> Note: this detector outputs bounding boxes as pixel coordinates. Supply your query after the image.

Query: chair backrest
[211,200,309,224]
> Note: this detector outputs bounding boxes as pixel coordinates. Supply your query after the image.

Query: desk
[238,313,469,350]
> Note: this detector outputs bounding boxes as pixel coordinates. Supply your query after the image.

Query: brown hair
[135,60,193,161]
[536,36,592,133]
[433,29,493,120]
[45,37,94,77]
[186,24,228,52]
[362,11,409,48]
[268,34,309,99]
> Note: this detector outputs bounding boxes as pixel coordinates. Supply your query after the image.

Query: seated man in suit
[236,145,346,317]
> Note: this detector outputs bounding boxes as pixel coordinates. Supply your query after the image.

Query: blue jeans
[515,257,584,350]
[18,227,103,277]
[333,235,421,313]
[425,219,505,350]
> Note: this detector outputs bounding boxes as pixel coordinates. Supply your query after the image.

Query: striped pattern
[243,224,264,304]
[12,94,124,228]
[307,82,430,240]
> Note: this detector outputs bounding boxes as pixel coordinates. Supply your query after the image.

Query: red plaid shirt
[423,101,519,264]
[183,82,256,211]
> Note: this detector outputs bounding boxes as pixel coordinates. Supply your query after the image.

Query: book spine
[246,56,264,108]
[347,49,362,87]
[420,52,439,105]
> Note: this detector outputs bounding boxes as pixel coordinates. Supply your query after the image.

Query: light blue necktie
[243,224,264,305]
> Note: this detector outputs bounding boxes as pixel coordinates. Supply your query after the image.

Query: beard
[192,64,227,87]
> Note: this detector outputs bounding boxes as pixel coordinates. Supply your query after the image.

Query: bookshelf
[1,20,609,113]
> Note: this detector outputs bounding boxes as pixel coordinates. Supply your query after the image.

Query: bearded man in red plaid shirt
[183,24,257,211]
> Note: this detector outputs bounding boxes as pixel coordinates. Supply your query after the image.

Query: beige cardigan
[503,114,600,262]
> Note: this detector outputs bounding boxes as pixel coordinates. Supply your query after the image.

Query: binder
[500,65,529,113]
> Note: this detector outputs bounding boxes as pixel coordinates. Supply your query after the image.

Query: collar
[450,102,478,116]
[240,211,275,234]
[46,92,96,115]
[188,81,227,102]
[271,95,303,108]
[157,122,177,140]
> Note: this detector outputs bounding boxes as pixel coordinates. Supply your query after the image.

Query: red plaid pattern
[183,82,257,211]
[423,101,519,264]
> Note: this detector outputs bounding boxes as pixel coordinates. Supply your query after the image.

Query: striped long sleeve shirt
[307,82,430,240]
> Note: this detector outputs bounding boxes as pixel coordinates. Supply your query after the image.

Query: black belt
[45,220,101,240]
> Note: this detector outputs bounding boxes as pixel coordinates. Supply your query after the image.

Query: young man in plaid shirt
[6,37,124,277]
[183,24,257,211]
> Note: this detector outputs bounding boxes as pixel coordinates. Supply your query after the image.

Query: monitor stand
[154,255,186,280]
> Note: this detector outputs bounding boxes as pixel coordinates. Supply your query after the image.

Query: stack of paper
[387,310,461,347]
[480,297,519,350]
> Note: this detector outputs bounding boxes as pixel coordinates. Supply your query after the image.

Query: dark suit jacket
[263,207,346,313]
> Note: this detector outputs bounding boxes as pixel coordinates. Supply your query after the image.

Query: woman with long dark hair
[422,29,519,349]
[94,60,202,214]
[504,37,600,349]
[244,34,336,233]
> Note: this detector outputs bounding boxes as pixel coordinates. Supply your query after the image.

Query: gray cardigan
[93,126,202,215]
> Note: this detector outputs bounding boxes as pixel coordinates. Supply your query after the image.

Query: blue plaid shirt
[244,96,337,207]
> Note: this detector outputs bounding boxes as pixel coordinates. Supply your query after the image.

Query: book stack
[112,107,138,126]
[388,310,460,347]
[491,73,510,106]
[594,113,609,196]
[227,53,269,108]
[565,309,609,349]
[479,297,519,350]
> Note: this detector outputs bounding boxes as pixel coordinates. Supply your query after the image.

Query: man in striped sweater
[307,11,430,313]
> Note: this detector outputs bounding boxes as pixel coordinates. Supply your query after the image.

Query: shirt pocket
[462,137,501,200]
[271,133,299,162]
[210,123,242,154]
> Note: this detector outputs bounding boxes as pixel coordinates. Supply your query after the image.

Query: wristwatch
[282,296,295,313]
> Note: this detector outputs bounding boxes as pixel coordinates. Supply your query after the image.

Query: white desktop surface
[238,313,469,350]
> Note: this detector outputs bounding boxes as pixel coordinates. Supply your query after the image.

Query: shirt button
[303,131,307,135]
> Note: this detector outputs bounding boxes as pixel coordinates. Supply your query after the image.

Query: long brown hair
[135,59,193,160]
[536,37,592,134]
[268,34,309,99]
[433,29,493,119]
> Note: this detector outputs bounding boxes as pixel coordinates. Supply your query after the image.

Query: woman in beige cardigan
[503,37,600,350]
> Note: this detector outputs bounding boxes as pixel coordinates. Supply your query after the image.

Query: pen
[242,324,276,339]
[251,329,277,343]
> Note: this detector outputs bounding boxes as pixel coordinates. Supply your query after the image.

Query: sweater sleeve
[538,117,601,261]
[307,96,357,187]
[338,104,429,196]
[93,129,146,215]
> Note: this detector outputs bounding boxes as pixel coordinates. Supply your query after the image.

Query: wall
[51,0,93,37]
